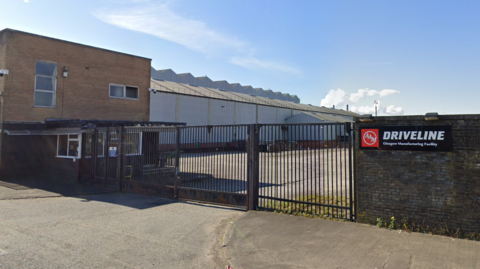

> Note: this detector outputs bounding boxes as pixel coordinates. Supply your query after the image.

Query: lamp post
[374,100,378,117]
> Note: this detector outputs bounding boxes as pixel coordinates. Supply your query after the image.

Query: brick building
[0,29,152,179]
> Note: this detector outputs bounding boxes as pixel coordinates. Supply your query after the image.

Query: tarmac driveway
[0,176,115,200]
[0,193,243,269]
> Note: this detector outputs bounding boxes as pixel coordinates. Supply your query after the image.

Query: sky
[1,0,479,116]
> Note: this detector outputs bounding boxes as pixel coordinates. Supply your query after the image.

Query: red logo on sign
[361,129,379,148]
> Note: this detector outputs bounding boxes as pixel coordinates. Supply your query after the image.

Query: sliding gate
[255,123,356,221]
[121,125,249,208]
[79,123,356,220]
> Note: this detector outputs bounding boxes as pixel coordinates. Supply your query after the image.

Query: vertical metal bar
[314,125,318,215]
[117,126,123,191]
[248,124,259,210]
[336,124,340,218]
[104,127,110,187]
[302,125,306,212]
[92,129,97,185]
[175,126,181,197]
[77,133,85,183]
[352,122,357,221]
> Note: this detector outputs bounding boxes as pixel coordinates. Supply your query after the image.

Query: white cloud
[320,89,404,115]
[320,89,348,108]
[384,105,404,115]
[230,56,301,74]
[349,88,400,103]
[23,0,29,2]
[350,105,376,115]
[94,4,246,55]
[378,89,400,97]
[93,2,300,74]
[350,101,404,115]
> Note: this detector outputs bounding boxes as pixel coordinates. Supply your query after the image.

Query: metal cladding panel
[196,77,215,88]
[285,113,323,124]
[210,99,235,125]
[179,95,209,126]
[277,108,292,123]
[149,92,176,122]
[178,73,196,85]
[236,103,256,124]
[230,84,243,93]
[284,125,324,141]
[257,106,277,124]
[154,69,180,82]
[254,89,268,97]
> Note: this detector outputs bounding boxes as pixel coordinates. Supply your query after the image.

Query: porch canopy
[1,119,186,136]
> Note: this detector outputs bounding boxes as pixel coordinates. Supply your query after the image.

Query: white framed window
[34,60,57,107]
[57,134,81,159]
[124,132,142,156]
[109,84,139,100]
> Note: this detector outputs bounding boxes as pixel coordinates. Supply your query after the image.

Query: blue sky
[1,0,479,115]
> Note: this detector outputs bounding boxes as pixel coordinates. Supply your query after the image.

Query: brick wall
[355,115,480,233]
[0,29,151,122]
[0,32,7,171]
[1,134,77,180]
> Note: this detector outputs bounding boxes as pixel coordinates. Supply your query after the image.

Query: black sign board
[359,125,452,151]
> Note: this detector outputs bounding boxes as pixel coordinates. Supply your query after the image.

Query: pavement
[225,211,480,269]
[0,177,116,200]
[2,179,480,269]
[0,192,243,269]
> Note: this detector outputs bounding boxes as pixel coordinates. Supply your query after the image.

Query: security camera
[148,88,158,94]
[0,69,9,77]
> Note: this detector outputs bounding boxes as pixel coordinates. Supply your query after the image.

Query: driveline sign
[360,125,452,151]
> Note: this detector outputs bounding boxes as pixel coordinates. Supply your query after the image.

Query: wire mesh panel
[257,123,355,221]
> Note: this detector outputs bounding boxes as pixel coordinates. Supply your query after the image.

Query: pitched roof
[150,79,359,117]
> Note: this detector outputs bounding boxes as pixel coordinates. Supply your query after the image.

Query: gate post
[248,124,260,210]
[174,126,181,197]
[119,126,125,192]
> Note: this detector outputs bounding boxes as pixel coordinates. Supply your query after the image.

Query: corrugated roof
[300,112,352,123]
[150,79,359,117]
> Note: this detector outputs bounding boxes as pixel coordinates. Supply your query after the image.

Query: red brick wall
[1,29,151,122]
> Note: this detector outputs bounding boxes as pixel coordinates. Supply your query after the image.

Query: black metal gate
[121,125,249,208]
[254,123,356,221]
[79,123,356,219]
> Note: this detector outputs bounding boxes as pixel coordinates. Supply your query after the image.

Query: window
[35,60,57,107]
[109,84,139,99]
[97,131,106,157]
[57,134,81,158]
[84,131,108,158]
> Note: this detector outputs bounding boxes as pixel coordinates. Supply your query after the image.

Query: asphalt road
[0,193,243,269]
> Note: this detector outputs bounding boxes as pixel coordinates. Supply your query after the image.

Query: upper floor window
[34,60,57,107]
[109,84,139,100]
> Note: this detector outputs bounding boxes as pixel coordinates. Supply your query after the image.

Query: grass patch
[375,216,480,241]
[260,195,351,220]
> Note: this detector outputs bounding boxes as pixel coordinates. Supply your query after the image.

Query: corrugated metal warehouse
[149,68,358,143]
